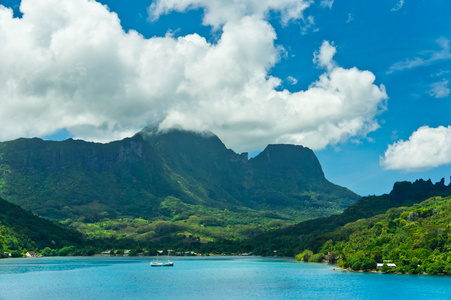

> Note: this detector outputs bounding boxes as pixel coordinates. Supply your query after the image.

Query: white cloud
[0,0,387,152]
[381,126,451,172]
[320,0,334,9]
[148,0,313,28]
[391,0,405,12]
[300,15,317,35]
[432,70,450,77]
[388,37,451,74]
[429,79,450,98]
[160,39,387,151]
[286,76,298,85]
[313,40,336,71]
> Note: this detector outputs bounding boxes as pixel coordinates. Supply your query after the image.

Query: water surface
[0,256,450,299]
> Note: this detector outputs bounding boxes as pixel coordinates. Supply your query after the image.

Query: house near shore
[26,251,37,258]
[377,263,397,268]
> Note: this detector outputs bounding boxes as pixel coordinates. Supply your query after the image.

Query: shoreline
[335,265,448,276]
[296,260,449,276]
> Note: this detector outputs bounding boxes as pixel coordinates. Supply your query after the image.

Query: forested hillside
[297,195,451,275]
[0,127,359,242]
[0,196,85,257]
[250,178,451,257]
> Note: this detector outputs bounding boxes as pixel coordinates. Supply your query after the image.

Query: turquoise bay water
[0,256,450,299]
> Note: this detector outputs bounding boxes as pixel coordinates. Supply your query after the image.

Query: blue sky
[1,0,450,196]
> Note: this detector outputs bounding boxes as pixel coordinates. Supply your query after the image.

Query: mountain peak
[251,144,325,179]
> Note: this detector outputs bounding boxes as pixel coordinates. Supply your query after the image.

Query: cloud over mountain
[0,0,387,152]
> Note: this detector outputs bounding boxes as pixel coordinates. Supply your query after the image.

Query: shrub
[10,250,22,258]
[41,247,57,256]
[295,250,313,262]
[349,257,376,271]
[308,253,325,263]
[337,258,348,269]
[426,260,447,275]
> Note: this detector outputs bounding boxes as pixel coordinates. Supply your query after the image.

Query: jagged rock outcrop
[389,177,451,205]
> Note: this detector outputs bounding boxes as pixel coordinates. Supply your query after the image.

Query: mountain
[0,196,84,256]
[140,128,358,215]
[249,177,451,256]
[248,144,356,212]
[0,127,359,241]
[0,135,164,221]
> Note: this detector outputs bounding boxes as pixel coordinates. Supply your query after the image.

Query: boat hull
[150,262,173,267]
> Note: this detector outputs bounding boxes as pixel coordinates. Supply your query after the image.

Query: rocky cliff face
[390,177,451,205]
[0,127,359,222]
[251,144,324,177]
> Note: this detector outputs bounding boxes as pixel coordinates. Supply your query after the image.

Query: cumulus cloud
[429,79,450,98]
[381,126,451,171]
[313,40,336,71]
[160,39,387,151]
[0,0,387,152]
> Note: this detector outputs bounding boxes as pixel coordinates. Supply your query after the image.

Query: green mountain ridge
[0,127,359,242]
[249,177,451,256]
[1,133,450,262]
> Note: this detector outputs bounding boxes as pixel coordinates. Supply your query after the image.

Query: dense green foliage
[249,178,451,257]
[0,127,358,244]
[66,196,294,242]
[297,195,451,275]
[5,125,450,270]
[0,196,86,256]
[0,194,254,258]
[2,139,451,271]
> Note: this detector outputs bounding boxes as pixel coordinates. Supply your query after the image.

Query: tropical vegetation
[295,195,451,275]
[0,127,358,248]
[1,127,450,276]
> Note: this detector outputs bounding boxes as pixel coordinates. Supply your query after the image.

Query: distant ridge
[389,177,451,205]
[249,177,451,256]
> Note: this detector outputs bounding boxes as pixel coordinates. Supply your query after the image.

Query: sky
[1,0,450,196]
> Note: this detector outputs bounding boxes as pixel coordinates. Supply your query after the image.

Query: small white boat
[150,261,174,267]
[150,250,173,267]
